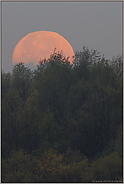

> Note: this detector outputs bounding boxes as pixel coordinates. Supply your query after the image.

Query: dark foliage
[1,48,122,182]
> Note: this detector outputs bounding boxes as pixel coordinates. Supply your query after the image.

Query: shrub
[88,152,122,182]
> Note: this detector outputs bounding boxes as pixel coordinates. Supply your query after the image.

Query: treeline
[2,47,123,182]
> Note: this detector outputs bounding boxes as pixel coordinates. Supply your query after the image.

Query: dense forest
[2,47,123,182]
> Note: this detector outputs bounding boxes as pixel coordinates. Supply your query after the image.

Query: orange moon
[12,31,74,65]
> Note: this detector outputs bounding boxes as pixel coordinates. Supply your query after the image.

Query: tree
[11,62,33,100]
[35,52,72,125]
[65,56,122,159]
[73,47,102,82]
[2,89,23,156]
[110,55,123,77]
[1,71,12,98]
[20,90,41,153]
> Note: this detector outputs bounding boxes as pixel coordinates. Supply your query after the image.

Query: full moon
[12,31,74,65]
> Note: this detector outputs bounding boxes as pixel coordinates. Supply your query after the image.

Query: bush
[2,149,122,182]
[2,150,42,182]
[87,152,122,182]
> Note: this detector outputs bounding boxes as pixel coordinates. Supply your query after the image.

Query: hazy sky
[2,1,122,73]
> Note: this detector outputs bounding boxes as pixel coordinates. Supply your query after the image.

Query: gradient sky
[2,1,122,73]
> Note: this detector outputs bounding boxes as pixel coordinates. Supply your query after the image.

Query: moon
[12,31,74,66]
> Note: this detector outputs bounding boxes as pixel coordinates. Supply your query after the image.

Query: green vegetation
[2,47,123,182]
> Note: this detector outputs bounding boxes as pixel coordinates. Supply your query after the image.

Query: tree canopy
[2,47,122,182]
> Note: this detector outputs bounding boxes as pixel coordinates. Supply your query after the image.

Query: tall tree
[2,89,23,156]
[11,62,33,100]
[35,52,72,125]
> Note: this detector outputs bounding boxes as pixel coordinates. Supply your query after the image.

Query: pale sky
[2,1,122,73]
